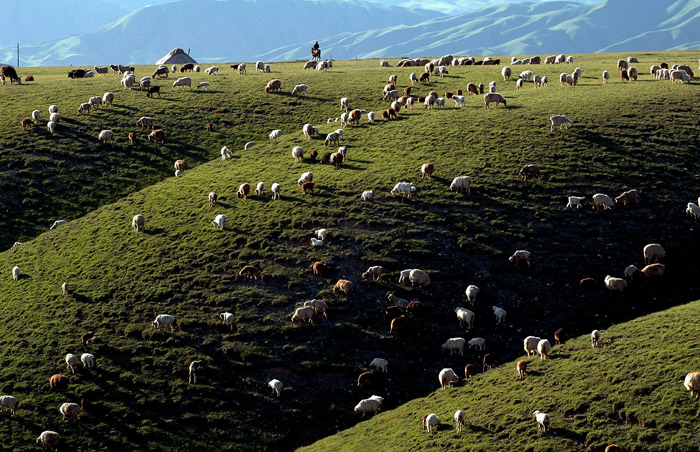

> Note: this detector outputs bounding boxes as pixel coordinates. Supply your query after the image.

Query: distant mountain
[367,0,597,15]
[0,0,443,66]
[260,0,700,61]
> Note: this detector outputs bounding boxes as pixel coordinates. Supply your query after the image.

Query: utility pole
[17,44,19,67]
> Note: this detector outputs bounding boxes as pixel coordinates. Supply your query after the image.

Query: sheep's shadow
[464,423,492,434]
[144,228,165,236]
[71,293,93,304]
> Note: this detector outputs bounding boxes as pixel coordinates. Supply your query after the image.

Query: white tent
[155,48,197,65]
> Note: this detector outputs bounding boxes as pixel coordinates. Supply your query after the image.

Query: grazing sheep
[303,299,328,319]
[78,102,91,115]
[49,374,69,391]
[553,327,564,345]
[438,368,459,390]
[454,410,464,432]
[550,115,573,132]
[50,112,60,123]
[370,358,388,373]
[604,275,627,292]
[269,379,283,397]
[132,214,145,232]
[357,371,374,388]
[98,130,114,143]
[391,182,417,198]
[174,159,188,171]
[386,291,409,309]
[172,76,192,89]
[65,353,80,373]
[220,146,232,160]
[537,339,551,360]
[684,372,700,397]
[197,81,210,90]
[354,395,383,416]
[239,265,261,281]
[465,285,479,305]
[687,202,700,220]
[424,413,440,434]
[591,329,600,347]
[312,261,326,277]
[641,263,665,279]
[81,353,95,368]
[464,364,476,379]
[442,337,466,356]
[153,314,176,332]
[516,79,524,90]
[629,67,638,81]
[269,129,283,140]
[50,220,67,230]
[297,172,313,187]
[389,315,410,335]
[324,132,340,147]
[61,282,69,297]
[421,163,434,179]
[291,84,308,96]
[302,181,315,195]
[212,214,227,230]
[644,243,666,264]
[624,264,641,281]
[509,250,532,268]
[492,306,506,325]
[270,183,281,200]
[0,395,17,414]
[237,183,250,199]
[291,306,315,324]
[362,266,386,281]
[361,190,374,201]
[253,182,265,197]
[340,97,350,111]
[292,146,304,162]
[205,66,218,75]
[81,331,94,346]
[517,360,527,379]
[468,337,486,351]
[615,189,640,205]
[333,279,354,299]
[671,70,691,84]
[533,410,550,432]
[37,431,60,449]
[592,193,614,210]
[502,66,512,81]
[450,176,471,194]
[565,196,585,209]
[455,307,474,330]
[409,269,430,287]
[524,336,541,356]
[219,312,235,330]
[314,229,327,241]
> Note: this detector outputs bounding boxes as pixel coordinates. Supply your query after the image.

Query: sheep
[313,229,327,242]
[533,410,550,432]
[409,269,430,287]
[211,213,227,230]
[389,315,410,335]
[311,261,327,277]
[524,336,541,356]
[217,146,232,161]
[135,116,154,129]
[516,79,523,90]
[684,372,700,397]
[629,67,638,81]
[340,97,350,111]
[533,75,542,88]
[153,314,176,332]
[37,431,60,449]
[303,299,328,319]
[269,129,283,140]
[492,306,506,325]
[49,112,60,124]
[297,172,313,187]
[442,337,466,356]
[61,282,69,297]
[121,74,136,89]
[291,306,315,324]
[517,360,527,379]
[359,190,374,202]
[434,97,446,109]
[302,181,315,195]
[620,69,630,81]
[678,64,694,77]
[197,81,210,90]
[0,395,17,414]
[452,410,465,432]
[617,59,629,72]
[602,70,609,83]
[604,275,627,292]
[424,413,440,434]
[615,189,640,205]
[455,308,475,330]
[536,339,551,361]
[624,264,641,281]
[65,353,80,373]
[269,379,283,397]
[291,84,308,97]
[644,243,665,264]
[688,202,700,220]
[239,265,261,281]
[132,214,145,232]
[419,71,430,83]
[367,111,376,123]
[81,331,94,346]
[333,279,354,299]
[49,374,69,391]
[21,117,34,129]
[421,163,434,180]
[237,183,251,199]
[671,70,691,84]
[465,285,479,305]
[391,182,416,198]
[174,159,188,171]
[484,93,507,109]
[205,66,219,75]
[449,176,471,194]
[550,115,573,132]
[424,95,435,109]
[98,130,114,143]
[370,358,388,373]
[357,371,374,388]
[270,183,281,200]
[220,312,236,330]
[354,396,383,416]
[362,266,386,281]
[592,193,614,210]
[409,72,418,85]
[641,263,665,279]
[386,291,409,309]
[565,196,585,209]
[502,66,512,81]
[292,146,304,163]
[81,353,95,368]
[453,95,466,108]
[172,76,192,89]
[509,250,532,268]
[464,364,476,379]
[438,368,459,390]
[468,337,486,351]
[591,329,601,347]
[50,219,67,230]
[324,132,340,147]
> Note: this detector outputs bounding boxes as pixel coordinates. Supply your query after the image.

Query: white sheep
[172,76,192,89]
[12,266,20,280]
[671,70,690,84]
[565,196,585,209]
[212,214,227,230]
[297,172,313,186]
[50,112,60,124]
[291,305,315,324]
[50,220,67,230]
[340,97,350,111]
[492,306,506,324]
[391,182,416,198]
[468,337,486,351]
[644,243,666,264]
[0,395,17,414]
[602,70,609,83]
[62,282,69,296]
[465,285,479,305]
[31,109,40,123]
[410,72,418,85]
[450,176,471,194]
[684,372,700,397]
[361,190,374,202]
[592,193,614,210]
[81,353,95,368]
[502,66,512,80]
[533,410,550,432]
[537,339,551,360]
[102,92,114,105]
[370,358,388,373]
[687,202,700,220]
[269,129,283,140]
[442,337,466,356]
[303,299,328,319]
[205,66,219,75]
[354,395,383,415]
[315,229,327,241]
[435,97,446,109]
[550,115,573,131]
[454,410,464,432]
[197,81,210,90]
[219,312,236,330]
[591,329,600,347]
[398,269,412,284]
[131,214,145,232]
[455,307,475,330]
[65,353,80,373]
[244,141,256,151]
[59,402,82,420]
[524,336,541,356]
[175,170,181,177]
[367,111,375,123]
[98,130,114,143]
[604,275,627,292]
[302,123,316,139]
[424,413,440,434]
[453,95,466,108]
[409,269,430,287]
[255,182,265,196]
[291,84,309,96]
[48,105,59,114]
[292,146,304,162]
[541,76,549,87]
[237,63,246,74]
[339,112,349,127]
[310,238,324,247]
[221,146,232,160]
[438,368,459,390]
[269,379,283,397]
[271,183,281,200]
[516,79,524,90]
[121,74,135,89]
[153,314,176,332]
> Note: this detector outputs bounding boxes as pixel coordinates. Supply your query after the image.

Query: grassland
[1,51,700,451]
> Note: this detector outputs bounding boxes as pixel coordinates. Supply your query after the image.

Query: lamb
[502,66,512,81]
[219,146,232,160]
[550,115,573,132]
[291,306,315,324]
[303,299,328,319]
[492,306,506,325]
[565,196,585,209]
[424,413,440,434]
[205,66,219,75]
[434,97,446,109]
[409,269,430,287]
[602,70,609,83]
[592,193,614,210]
[624,264,641,281]
[604,275,627,292]
[533,410,550,432]
[362,266,386,281]
[333,279,354,299]
[270,183,281,200]
[465,285,479,305]
[517,360,527,379]
[340,97,350,111]
[65,353,80,373]
[269,379,283,397]
[438,368,459,390]
[455,308,475,330]
[641,263,665,279]
[302,181,315,195]
[0,395,17,414]
[291,84,308,96]
[468,337,486,351]
[391,182,416,198]
[591,329,600,347]
[37,431,60,448]
[509,250,532,268]
[197,81,210,90]
[684,372,700,397]
[237,183,251,198]
[644,243,665,264]
[537,339,551,360]
[269,129,283,140]
[452,95,466,107]
[615,189,640,205]
[81,353,95,368]
[244,141,256,151]
[98,130,114,143]
[442,337,466,356]
[254,182,265,197]
[524,336,541,356]
[212,214,227,230]
[367,111,376,123]
[292,146,304,163]
[314,229,327,241]
[409,72,418,85]
[153,314,176,332]
[220,312,236,330]
[484,93,507,109]
[370,358,388,373]
[354,396,383,415]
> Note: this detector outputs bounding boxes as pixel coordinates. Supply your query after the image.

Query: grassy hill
[301,299,700,452]
[1,51,700,451]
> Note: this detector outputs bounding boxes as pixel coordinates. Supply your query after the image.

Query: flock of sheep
[6,50,700,451]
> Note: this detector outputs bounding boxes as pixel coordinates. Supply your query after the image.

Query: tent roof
[155,48,197,65]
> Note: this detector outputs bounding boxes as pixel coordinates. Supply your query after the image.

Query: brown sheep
[620,69,629,81]
[478,83,485,94]
[482,353,495,373]
[554,328,564,345]
[148,129,165,144]
[419,72,430,83]
[49,374,69,391]
[517,359,527,379]
[678,65,694,77]
[21,118,33,129]
[404,86,411,96]
[357,371,374,387]
[320,152,332,164]
[348,109,362,125]
[301,181,315,194]
[456,89,463,95]
[492,59,501,65]
[580,277,596,290]
[474,60,483,65]
[1,65,20,84]
[128,132,135,144]
[445,91,453,99]
[174,159,188,171]
[467,83,478,95]
[36,431,60,449]
[406,300,424,317]
[388,108,397,119]
[239,265,261,281]
[330,152,343,168]
[309,149,318,161]
[421,163,434,179]
[389,315,409,335]
[614,189,640,206]
[264,79,282,93]
[464,364,476,379]
[660,62,669,69]
[605,446,622,452]
[383,305,403,324]
[381,109,390,121]
[180,63,195,72]
[641,263,665,279]
[417,96,425,103]
[312,261,327,276]
[333,279,354,299]
[519,164,540,181]
[205,122,213,132]
[81,331,95,347]
[509,250,532,268]
[237,183,251,198]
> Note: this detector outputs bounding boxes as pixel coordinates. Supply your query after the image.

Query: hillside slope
[301,299,700,452]
[2,53,700,451]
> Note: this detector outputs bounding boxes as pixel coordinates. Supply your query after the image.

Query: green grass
[301,300,700,452]
[1,51,700,451]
